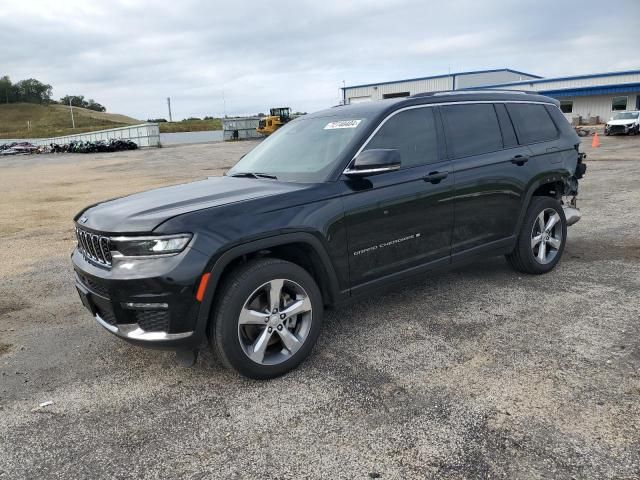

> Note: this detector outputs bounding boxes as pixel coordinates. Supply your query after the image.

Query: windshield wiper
[229,172,278,180]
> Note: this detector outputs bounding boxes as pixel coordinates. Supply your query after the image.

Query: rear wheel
[506,197,567,274]
[209,258,323,379]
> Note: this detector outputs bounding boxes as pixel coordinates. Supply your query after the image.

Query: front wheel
[506,197,567,274]
[209,258,323,379]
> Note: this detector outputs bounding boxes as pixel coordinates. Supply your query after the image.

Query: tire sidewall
[519,197,567,274]
[212,260,323,379]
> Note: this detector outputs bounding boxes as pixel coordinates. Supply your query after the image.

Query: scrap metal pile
[0,138,138,155]
[49,139,138,153]
[0,142,40,155]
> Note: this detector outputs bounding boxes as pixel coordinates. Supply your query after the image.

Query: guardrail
[1,123,161,148]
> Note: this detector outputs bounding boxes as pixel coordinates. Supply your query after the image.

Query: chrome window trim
[343,99,558,175]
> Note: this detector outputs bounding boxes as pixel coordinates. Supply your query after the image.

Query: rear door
[342,107,454,289]
[441,103,531,257]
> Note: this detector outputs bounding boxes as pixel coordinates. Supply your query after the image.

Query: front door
[341,107,455,290]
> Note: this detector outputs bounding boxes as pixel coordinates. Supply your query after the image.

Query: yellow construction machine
[256,107,292,135]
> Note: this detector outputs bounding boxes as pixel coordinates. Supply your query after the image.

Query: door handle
[510,155,529,166]
[423,171,448,184]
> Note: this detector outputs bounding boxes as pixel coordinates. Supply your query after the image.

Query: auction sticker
[324,119,362,129]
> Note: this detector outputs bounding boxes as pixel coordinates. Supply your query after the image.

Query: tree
[14,78,52,103]
[0,76,15,103]
[86,99,106,112]
[59,95,107,112]
[60,95,86,107]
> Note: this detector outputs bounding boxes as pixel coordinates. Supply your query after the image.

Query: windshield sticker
[324,120,362,130]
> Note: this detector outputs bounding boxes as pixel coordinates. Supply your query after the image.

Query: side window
[441,104,503,158]
[506,103,558,144]
[495,103,518,149]
[365,108,439,168]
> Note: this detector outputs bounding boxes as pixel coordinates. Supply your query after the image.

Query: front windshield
[613,112,639,120]
[227,115,368,182]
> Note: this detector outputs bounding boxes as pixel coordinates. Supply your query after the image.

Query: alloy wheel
[531,208,563,264]
[237,278,313,365]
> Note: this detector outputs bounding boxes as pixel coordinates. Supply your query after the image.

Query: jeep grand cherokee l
[72,91,586,379]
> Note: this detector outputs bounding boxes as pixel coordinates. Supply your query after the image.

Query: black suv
[73,91,586,379]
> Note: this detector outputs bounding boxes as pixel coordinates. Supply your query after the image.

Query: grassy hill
[0,103,140,139]
[158,118,222,133]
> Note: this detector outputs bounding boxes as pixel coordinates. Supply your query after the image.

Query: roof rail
[410,89,539,99]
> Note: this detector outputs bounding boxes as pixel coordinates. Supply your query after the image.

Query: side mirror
[344,149,401,177]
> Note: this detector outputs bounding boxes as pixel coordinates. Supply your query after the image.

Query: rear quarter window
[506,103,559,144]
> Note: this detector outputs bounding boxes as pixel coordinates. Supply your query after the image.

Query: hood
[76,176,309,232]
[607,118,638,126]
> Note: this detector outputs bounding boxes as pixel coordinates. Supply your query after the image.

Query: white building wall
[455,70,538,89]
[345,76,453,103]
[560,93,638,123]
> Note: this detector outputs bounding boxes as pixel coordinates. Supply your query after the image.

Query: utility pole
[222,91,226,118]
[167,97,173,122]
[69,97,75,129]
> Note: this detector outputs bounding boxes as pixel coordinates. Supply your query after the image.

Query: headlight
[111,234,192,257]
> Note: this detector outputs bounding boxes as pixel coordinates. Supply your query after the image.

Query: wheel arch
[513,174,569,236]
[196,233,343,334]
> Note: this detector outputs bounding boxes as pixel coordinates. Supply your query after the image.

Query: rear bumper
[72,245,211,350]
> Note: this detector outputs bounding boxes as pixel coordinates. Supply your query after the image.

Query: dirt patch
[39,195,74,203]
[566,238,640,262]
[0,343,12,356]
[0,298,30,316]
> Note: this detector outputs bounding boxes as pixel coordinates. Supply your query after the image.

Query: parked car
[72,91,586,379]
[604,110,640,135]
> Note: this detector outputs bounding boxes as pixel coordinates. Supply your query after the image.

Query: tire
[506,196,567,275]
[209,258,323,379]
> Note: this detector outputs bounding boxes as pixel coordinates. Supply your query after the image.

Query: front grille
[75,226,112,267]
[136,310,170,332]
[609,125,627,134]
[77,273,109,297]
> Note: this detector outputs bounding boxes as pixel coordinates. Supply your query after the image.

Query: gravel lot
[1,136,639,479]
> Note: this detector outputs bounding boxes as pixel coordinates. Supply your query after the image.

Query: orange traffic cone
[591,131,600,148]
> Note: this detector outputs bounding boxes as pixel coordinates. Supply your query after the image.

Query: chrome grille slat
[75,226,112,267]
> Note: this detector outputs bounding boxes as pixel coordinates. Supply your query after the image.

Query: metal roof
[341,68,542,91]
[538,82,640,98]
[470,69,640,89]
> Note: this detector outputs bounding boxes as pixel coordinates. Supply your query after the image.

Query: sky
[1,0,639,120]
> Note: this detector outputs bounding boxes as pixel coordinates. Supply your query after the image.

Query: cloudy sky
[1,0,639,120]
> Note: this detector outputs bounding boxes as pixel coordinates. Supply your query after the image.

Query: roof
[469,69,640,89]
[342,68,542,91]
[539,82,640,98]
[309,90,559,120]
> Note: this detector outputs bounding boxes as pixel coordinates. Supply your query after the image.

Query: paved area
[1,136,639,479]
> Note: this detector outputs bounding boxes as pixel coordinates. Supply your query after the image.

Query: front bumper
[606,124,636,134]
[72,245,211,350]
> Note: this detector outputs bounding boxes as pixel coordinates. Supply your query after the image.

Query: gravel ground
[1,136,639,479]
